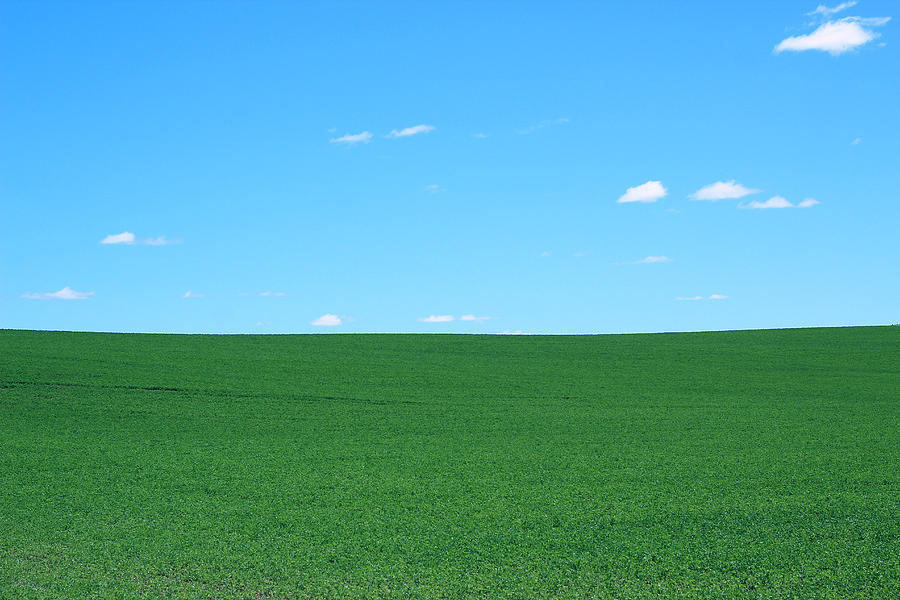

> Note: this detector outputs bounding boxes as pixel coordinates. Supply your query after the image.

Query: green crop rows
[1,327,898,598]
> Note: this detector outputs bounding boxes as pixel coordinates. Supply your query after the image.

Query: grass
[1,326,898,599]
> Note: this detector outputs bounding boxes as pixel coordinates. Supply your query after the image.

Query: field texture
[1,327,898,599]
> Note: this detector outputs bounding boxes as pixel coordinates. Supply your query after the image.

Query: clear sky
[2,1,897,334]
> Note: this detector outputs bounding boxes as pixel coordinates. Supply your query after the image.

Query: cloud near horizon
[311,314,343,326]
[690,180,761,201]
[617,181,667,203]
[740,196,820,209]
[386,124,435,138]
[330,131,373,145]
[22,286,95,300]
[418,315,454,323]
[461,314,493,322]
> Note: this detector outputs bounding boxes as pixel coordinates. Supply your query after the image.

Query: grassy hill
[1,327,898,599]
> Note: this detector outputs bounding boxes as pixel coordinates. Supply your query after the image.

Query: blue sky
[2,1,897,334]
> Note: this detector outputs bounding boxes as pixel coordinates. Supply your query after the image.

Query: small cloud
[100,231,135,245]
[775,16,891,55]
[182,290,204,298]
[808,2,857,17]
[386,124,435,138]
[690,180,761,201]
[573,251,588,257]
[472,133,489,139]
[143,236,180,246]
[423,184,445,194]
[22,286,95,300]
[740,195,820,209]
[418,315,454,323]
[311,314,342,326]
[330,131,373,145]
[460,314,492,322]
[617,180,667,203]
[709,294,729,300]
[740,195,793,209]
[496,330,530,335]
[675,296,705,301]
[255,320,272,327]
[851,137,862,145]
[540,250,551,257]
[258,291,286,297]
[516,118,569,135]
[623,255,673,264]
[101,232,180,245]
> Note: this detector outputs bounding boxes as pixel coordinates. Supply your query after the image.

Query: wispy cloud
[709,294,729,300]
[472,133,489,139]
[620,255,674,265]
[22,286,94,300]
[182,290,204,298]
[330,131,373,145]
[418,315,454,323]
[460,314,492,322]
[851,137,862,145]
[690,180,761,201]
[808,2,857,17]
[540,250,551,257]
[617,180,667,203]
[386,124,435,138]
[776,15,891,55]
[311,314,343,326]
[516,118,569,135]
[143,236,180,246]
[740,196,820,209]
[100,231,135,245]
[496,330,530,335]
[101,231,180,245]
[258,291,286,297]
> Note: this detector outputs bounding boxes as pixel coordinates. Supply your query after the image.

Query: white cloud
[776,16,890,55]
[386,124,435,138]
[851,137,862,145]
[740,195,793,209]
[101,232,180,245]
[330,131,373,145]
[516,118,569,135]
[808,2,857,17]
[740,195,820,209]
[460,314,492,322]
[143,236,179,246]
[311,314,342,326]
[617,180,667,203]
[418,315,454,323]
[677,294,729,301]
[473,133,489,139]
[496,330,530,335]
[182,290,204,298]
[540,250,551,257]
[573,251,587,257]
[690,180,761,201]
[625,255,673,264]
[258,291,286,297]
[22,286,95,300]
[101,231,135,245]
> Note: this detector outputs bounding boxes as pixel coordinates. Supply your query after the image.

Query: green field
[1,327,898,599]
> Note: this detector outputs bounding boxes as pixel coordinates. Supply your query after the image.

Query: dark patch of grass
[1,327,898,598]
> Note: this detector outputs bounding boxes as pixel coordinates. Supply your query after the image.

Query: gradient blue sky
[2,1,897,334]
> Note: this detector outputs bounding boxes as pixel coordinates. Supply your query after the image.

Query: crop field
[1,327,898,599]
